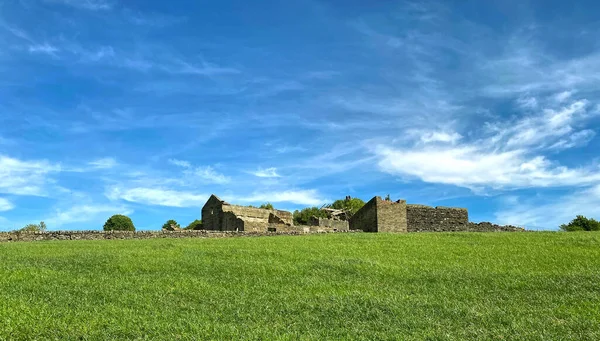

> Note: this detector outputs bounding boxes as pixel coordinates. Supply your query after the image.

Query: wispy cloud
[239,190,328,206]
[169,159,191,168]
[189,166,230,184]
[419,131,462,144]
[106,187,207,207]
[375,96,600,191]
[175,60,240,76]
[28,43,59,56]
[250,167,281,178]
[0,155,61,196]
[495,185,600,230]
[45,0,113,11]
[88,157,117,169]
[0,198,14,212]
[45,204,132,228]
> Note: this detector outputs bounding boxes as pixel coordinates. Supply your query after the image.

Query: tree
[293,207,329,225]
[329,197,365,216]
[259,202,274,210]
[184,219,203,230]
[103,214,135,231]
[17,221,47,232]
[162,219,180,231]
[559,215,600,231]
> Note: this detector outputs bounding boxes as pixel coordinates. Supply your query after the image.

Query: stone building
[349,196,469,232]
[349,196,408,232]
[201,194,294,232]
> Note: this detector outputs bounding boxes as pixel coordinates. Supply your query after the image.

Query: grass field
[1,233,599,340]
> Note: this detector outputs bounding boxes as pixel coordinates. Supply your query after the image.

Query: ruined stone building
[349,196,469,232]
[202,195,294,232]
[202,194,520,233]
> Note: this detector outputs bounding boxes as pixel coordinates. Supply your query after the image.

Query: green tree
[329,197,365,216]
[17,221,47,232]
[162,219,180,231]
[559,215,600,231]
[293,207,329,225]
[259,202,274,210]
[103,214,135,231]
[184,219,203,230]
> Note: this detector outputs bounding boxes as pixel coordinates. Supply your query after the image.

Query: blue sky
[2,0,600,231]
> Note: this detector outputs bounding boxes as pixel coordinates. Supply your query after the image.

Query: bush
[17,221,47,232]
[329,197,365,216]
[293,207,329,225]
[184,219,203,230]
[259,202,274,210]
[559,215,600,231]
[162,219,180,231]
[103,214,135,231]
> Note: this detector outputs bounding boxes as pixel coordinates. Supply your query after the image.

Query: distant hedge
[560,215,600,231]
[103,215,135,231]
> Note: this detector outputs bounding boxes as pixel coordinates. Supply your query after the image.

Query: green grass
[1,233,599,340]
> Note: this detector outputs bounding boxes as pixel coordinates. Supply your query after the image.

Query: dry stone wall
[349,197,378,232]
[0,229,360,243]
[308,217,349,231]
[376,199,407,233]
[406,204,469,232]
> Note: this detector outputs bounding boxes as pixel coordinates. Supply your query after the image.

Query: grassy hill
[1,232,599,340]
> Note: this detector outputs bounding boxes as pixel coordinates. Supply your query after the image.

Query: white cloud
[172,60,240,76]
[548,129,595,150]
[240,190,328,206]
[0,155,60,196]
[251,167,281,178]
[495,185,600,230]
[0,198,14,212]
[169,158,191,168]
[375,97,600,191]
[106,187,207,207]
[45,204,132,228]
[553,91,574,103]
[420,131,462,144]
[376,145,600,190]
[516,96,538,110]
[187,166,230,184]
[88,157,117,169]
[504,100,589,149]
[45,0,113,10]
[28,44,59,55]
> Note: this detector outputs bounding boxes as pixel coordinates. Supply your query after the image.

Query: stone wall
[466,222,525,232]
[349,196,378,232]
[350,197,408,232]
[376,199,407,233]
[406,204,469,232]
[0,229,360,243]
[308,217,349,231]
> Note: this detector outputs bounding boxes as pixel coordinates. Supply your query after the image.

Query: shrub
[17,221,47,232]
[293,207,329,225]
[559,215,600,231]
[103,214,135,231]
[162,219,180,231]
[184,219,203,230]
[329,197,365,216]
[259,202,274,210]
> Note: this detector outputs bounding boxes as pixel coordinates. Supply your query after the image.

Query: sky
[2,0,600,231]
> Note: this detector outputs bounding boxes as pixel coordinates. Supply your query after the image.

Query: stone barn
[349,196,469,232]
[349,196,408,232]
[201,194,294,232]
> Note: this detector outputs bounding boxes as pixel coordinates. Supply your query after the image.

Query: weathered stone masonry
[0,230,359,243]
[202,194,294,232]
[349,196,407,232]
[350,196,522,232]
[406,204,468,232]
